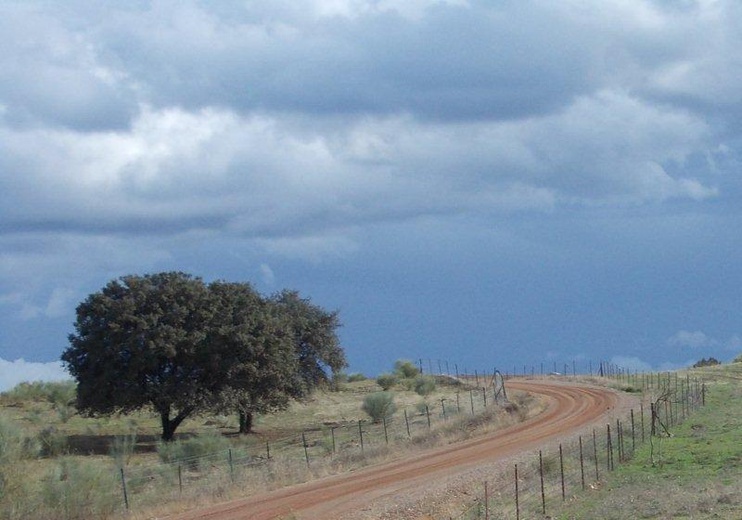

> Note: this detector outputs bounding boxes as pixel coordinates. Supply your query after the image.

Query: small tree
[376,373,398,391]
[394,359,419,379]
[414,375,436,396]
[362,392,396,423]
[692,357,720,368]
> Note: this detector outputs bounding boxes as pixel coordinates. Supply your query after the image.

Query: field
[2,364,741,519]
[0,371,534,519]
[551,364,742,520]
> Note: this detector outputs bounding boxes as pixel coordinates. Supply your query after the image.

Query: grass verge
[553,365,742,520]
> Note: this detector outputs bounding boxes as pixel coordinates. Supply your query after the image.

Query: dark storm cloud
[1,0,741,380]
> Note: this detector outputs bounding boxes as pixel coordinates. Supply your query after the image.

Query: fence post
[539,450,546,515]
[441,399,447,422]
[702,383,706,406]
[579,436,585,491]
[593,429,599,482]
[559,444,566,501]
[425,405,431,429]
[330,427,336,453]
[470,390,475,415]
[358,421,364,452]
[631,409,636,453]
[178,464,183,494]
[383,417,389,444]
[640,402,645,443]
[404,410,411,438]
[228,448,235,482]
[607,424,613,471]
[266,440,271,460]
[119,467,129,511]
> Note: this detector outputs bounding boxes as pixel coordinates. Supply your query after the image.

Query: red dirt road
[174,380,628,520]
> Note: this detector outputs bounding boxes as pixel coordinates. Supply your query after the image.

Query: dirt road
[174,380,630,520]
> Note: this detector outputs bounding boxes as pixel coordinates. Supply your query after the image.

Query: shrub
[109,433,137,468]
[1,380,75,405]
[38,426,68,457]
[376,373,398,390]
[0,415,39,464]
[394,359,419,379]
[347,373,367,382]
[42,457,119,520]
[414,375,436,396]
[157,432,231,468]
[693,357,721,368]
[361,392,396,423]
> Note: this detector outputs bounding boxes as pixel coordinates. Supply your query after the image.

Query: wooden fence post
[539,450,546,515]
[302,434,310,467]
[579,436,585,491]
[559,444,566,501]
[120,467,129,511]
[593,428,599,482]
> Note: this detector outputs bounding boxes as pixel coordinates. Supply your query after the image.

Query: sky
[1,0,742,391]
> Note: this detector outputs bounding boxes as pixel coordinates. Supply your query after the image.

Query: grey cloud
[0,4,138,131]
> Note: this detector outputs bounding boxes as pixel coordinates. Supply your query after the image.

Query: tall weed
[157,432,232,468]
[42,457,119,520]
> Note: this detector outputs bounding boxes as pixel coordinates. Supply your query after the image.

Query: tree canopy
[62,272,346,440]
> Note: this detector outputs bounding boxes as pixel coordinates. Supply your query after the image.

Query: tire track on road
[173,380,627,520]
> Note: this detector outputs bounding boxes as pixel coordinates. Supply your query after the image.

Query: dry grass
[0,375,538,519]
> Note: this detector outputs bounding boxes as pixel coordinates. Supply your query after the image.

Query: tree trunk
[160,409,177,442]
[159,406,194,442]
[238,411,253,434]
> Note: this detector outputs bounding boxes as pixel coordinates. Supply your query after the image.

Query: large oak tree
[62,272,223,440]
[62,272,347,440]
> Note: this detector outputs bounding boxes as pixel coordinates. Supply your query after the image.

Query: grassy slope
[554,365,742,520]
[0,375,535,519]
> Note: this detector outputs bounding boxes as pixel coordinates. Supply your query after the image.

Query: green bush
[376,373,398,391]
[0,416,39,464]
[361,392,396,423]
[347,373,367,382]
[109,434,137,468]
[42,457,119,520]
[1,380,75,405]
[693,357,721,368]
[414,375,436,396]
[394,359,420,379]
[157,432,231,468]
[38,426,68,457]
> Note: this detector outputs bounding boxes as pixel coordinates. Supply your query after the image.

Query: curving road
[173,380,627,520]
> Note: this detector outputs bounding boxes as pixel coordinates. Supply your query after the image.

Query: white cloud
[259,263,276,286]
[0,358,71,393]
[667,330,717,349]
[610,355,653,373]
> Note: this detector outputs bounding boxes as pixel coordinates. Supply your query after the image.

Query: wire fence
[80,365,704,517]
[112,371,511,513]
[453,372,706,519]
